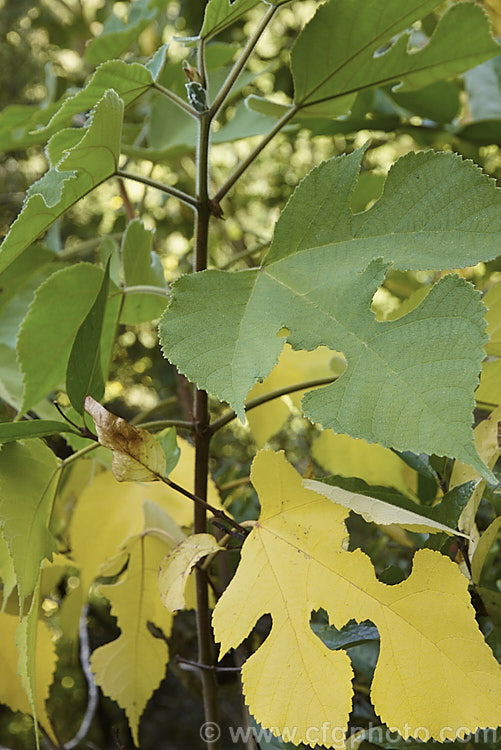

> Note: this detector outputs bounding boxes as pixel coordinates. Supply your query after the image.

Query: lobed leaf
[0,90,123,274]
[290,0,500,118]
[212,451,501,748]
[91,528,176,745]
[159,149,501,479]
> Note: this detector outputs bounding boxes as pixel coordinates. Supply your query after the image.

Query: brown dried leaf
[84,396,166,482]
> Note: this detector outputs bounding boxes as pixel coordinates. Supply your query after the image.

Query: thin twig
[214,106,298,202]
[60,442,100,468]
[217,476,251,492]
[198,37,208,91]
[116,169,200,210]
[117,177,135,221]
[138,418,196,432]
[209,375,338,434]
[152,81,199,119]
[122,285,170,298]
[130,396,178,424]
[64,606,98,749]
[219,241,269,270]
[209,4,278,119]
[59,232,123,259]
[175,655,241,672]
[159,474,248,537]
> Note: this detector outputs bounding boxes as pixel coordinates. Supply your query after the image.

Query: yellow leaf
[303,478,469,537]
[213,451,501,749]
[160,436,224,526]
[70,470,146,594]
[450,407,501,534]
[91,531,174,747]
[471,516,501,585]
[85,396,166,481]
[482,0,501,37]
[246,345,342,447]
[477,358,501,407]
[484,282,501,356]
[70,439,223,588]
[312,431,417,497]
[0,611,56,737]
[159,533,222,611]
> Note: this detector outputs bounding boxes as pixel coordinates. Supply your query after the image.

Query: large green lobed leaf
[0,90,123,274]
[256,0,500,118]
[159,149,501,480]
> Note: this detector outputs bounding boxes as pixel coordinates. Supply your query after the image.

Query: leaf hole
[310,610,380,681]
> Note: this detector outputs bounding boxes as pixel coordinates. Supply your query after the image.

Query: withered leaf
[84,396,166,481]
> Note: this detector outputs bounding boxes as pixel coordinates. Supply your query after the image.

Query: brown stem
[214,106,298,202]
[117,177,135,221]
[193,102,221,749]
[209,375,339,434]
[160,475,247,536]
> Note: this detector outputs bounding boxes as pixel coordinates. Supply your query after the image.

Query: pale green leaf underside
[288,0,500,118]
[84,0,157,65]
[0,90,123,275]
[121,219,168,324]
[41,52,165,135]
[0,441,59,604]
[199,0,261,41]
[159,149,501,480]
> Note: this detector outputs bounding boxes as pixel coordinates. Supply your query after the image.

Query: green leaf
[0,441,59,605]
[66,261,110,414]
[312,474,473,535]
[199,0,261,41]
[0,90,123,275]
[17,263,121,417]
[155,427,180,476]
[159,149,501,480]
[279,0,500,118]
[311,619,380,651]
[121,220,168,325]
[388,79,460,124]
[0,101,61,156]
[41,50,166,137]
[304,476,470,536]
[84,0,158,65]
[0,420,79,444]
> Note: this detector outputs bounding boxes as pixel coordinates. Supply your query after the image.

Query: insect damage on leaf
[84,396,166,481]
[212,450,501,749]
